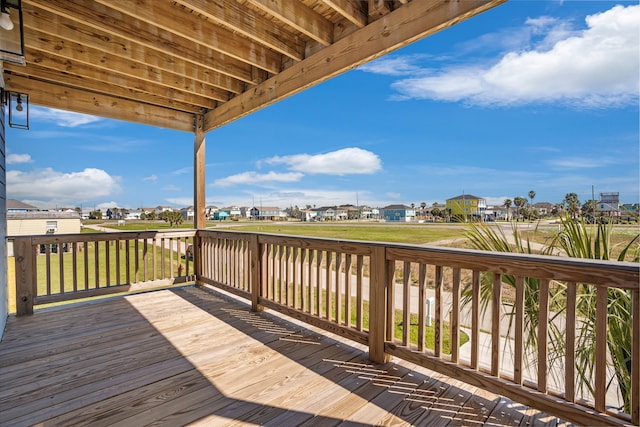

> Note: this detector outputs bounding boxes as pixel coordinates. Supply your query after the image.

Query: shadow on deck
[0,286,567,426]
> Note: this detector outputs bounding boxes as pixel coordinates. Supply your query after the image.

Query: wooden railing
[195,230,639,426]
[10,229,639,426]
[11,230,196,315]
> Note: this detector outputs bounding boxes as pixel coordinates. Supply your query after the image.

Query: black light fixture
[4,89,29,129]
[0,0,24,65]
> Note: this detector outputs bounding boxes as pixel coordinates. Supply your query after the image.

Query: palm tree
[528,190,536,220]
[503,199,512,221]
[513,196,527,221]
[564,192,580,219]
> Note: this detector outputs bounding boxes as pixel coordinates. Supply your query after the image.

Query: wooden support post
[250,234,263,312]
[194,114,206,230]
[193,114,205,283]
[369,246,391,363]
[14,237,35,316]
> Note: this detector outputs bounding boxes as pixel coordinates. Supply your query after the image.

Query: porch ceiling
[3,0,506,133]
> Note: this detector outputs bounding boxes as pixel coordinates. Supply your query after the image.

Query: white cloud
[7,168,121,203]
[213,171,304,187]
[6,153,32,164]
[95,202,122,210]
[165,197,193,207]
[358,55,427,76]
[30,107,103,127]
[547,156,619,169]
[163,185,181,191]
[369,4,639,108]
[265,148,382,175]
[143,174,158,182]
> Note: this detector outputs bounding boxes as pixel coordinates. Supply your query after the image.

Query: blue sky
[6,1,639,211]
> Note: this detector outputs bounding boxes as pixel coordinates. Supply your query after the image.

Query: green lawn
[215,223,468,245]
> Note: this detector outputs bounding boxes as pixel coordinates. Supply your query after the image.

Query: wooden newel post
[14,237,36,316]
[369,246,391,363]
[250,234,263,312]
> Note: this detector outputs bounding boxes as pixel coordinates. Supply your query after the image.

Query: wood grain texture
[0,286,560,426]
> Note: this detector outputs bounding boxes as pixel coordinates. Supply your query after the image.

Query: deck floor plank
[0,286,567,426]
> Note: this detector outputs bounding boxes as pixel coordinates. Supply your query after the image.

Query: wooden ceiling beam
[24,4,245,95]
[174,0,305,62]
[25,28,231,103]
[21,48,218,110]
[4,74,194,132]
[245,0,334,46]
[324,0,368,28]
[4,65,204,114]
[25,0,256,85]
[204,0,507,132]
[94,0,283,75]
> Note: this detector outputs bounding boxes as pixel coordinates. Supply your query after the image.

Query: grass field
[8,240,194,313]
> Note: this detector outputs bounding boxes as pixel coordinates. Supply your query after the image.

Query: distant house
[7,199,38,213]
[249,206,285,221]
[125,210,143,220]
[379,204,416,222]
[621,203,639,219]
[205,205,219,219]
[7,211,82,256]
[212,211,229,220]
[446,194,486,219]
[298,209,317,222]
[531,202,553,217]
[315,206,336,221]
[598,192,620,217]
[155,205,174,215]
[179,206,195,220]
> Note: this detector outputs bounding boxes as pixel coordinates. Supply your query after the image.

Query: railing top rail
[197,229,640,288]
[8,229,197,244]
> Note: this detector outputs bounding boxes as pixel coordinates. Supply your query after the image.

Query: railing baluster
[537,278,550,392]
[135,238,140,283]
[125,240,130,284]
[152,237,157,280]
[84,241,89,289]
[435,265,443,357]
[325,251,332,320]
[451,267,461,363]
[105,240,110,287]
[402,261,411,347]
[514,276,525,385]
[45,244,51,295]
[335,252,342,323]
[345,254,352,327]
[471,269,480,370]
[315,250,322,317]
[565,281,577,402]
[59,243,65,293]
[94,241,100,288]
[72,242,78,292]
[284,246,290,306]
[491,273,502,376]
[300,248,307,311]
[386,259,396,342]
[356,255,363,331]
[115,239,121,285]
[418,263,426,352]
[595,284,608,412]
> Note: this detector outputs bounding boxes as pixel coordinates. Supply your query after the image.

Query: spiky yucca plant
[464,216,639,412]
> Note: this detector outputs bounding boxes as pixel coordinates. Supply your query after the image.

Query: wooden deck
[0,286,569,426]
